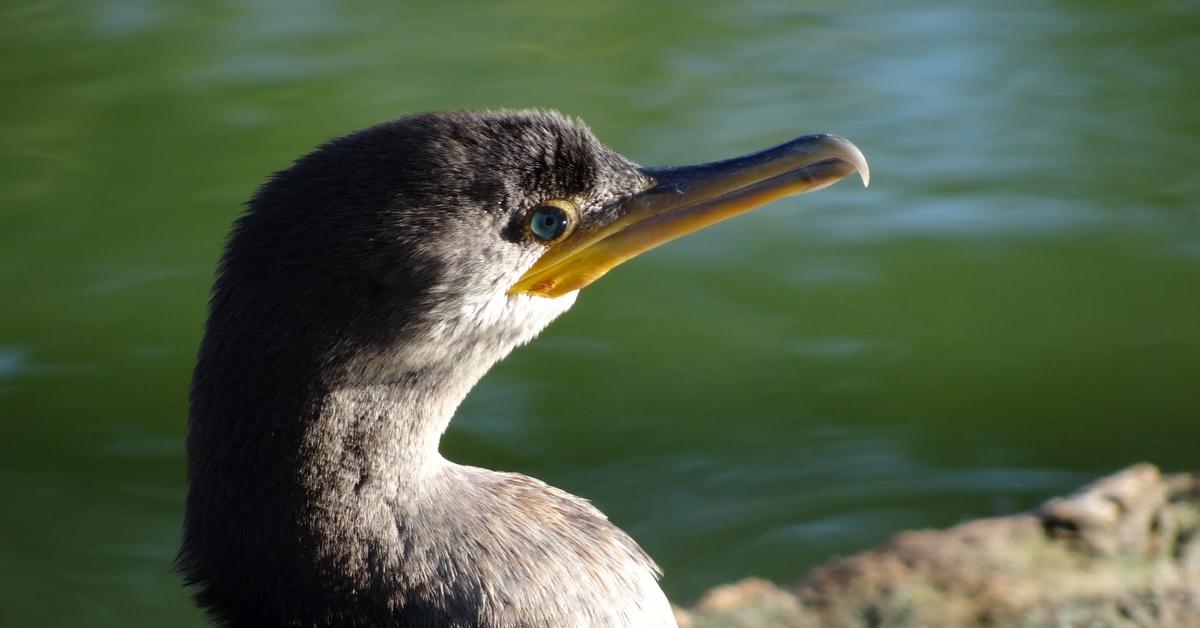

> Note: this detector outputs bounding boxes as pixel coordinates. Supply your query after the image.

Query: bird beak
[508,134,869,298]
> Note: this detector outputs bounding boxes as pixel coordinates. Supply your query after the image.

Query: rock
[675,578,814,628]
[676,464,1200,627]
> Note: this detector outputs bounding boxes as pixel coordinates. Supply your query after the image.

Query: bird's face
[224,110,865,380]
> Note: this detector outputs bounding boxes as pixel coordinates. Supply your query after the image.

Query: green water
[2,0,1198,625]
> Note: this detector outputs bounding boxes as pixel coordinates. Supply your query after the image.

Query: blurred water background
[2,0,1198,625]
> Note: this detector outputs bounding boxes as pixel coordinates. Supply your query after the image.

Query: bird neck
[182,335,502,612]
[308,362,485,496]
[182,283,583,625]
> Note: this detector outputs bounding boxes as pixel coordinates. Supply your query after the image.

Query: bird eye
[526,200,577,244]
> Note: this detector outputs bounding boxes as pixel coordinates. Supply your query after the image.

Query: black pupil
[531,206,569,241]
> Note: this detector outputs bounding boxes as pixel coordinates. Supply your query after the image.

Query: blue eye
[528,203,574,243]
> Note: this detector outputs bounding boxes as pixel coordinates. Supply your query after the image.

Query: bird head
[208,109,868,385]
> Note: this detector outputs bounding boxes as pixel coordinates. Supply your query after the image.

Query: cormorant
[179,109,868,628]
